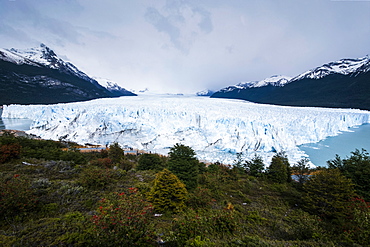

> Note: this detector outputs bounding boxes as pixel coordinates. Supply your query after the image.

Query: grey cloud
[192,7,213,33]
[144,7,182,51]
[1,0,369,94]
[0,0,83,46]
[144,1,214,53]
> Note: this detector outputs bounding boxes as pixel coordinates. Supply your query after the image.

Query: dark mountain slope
[212,56,370,110]
[0,44,135,105]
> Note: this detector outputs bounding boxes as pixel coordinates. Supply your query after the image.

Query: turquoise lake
[299,123,370,167]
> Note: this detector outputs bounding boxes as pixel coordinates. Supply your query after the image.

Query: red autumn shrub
[0,175,38,217]
[91,187,155,245]
[0,143,21,163]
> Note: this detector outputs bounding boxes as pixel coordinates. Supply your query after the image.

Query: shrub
[302,168,355,220]
[108,142,124,164]
[137,153,165,171]
[188,187,215,209]
[79,167,114,190]
[89,158,113,168]
[148,169,188,213]
[0,143,21,163]
[167,208,239,244]
[0,174,38,218]
[91,188,155,246]
[328,149,370,201]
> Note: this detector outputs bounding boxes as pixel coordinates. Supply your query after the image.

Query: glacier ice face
[2,95,370,165]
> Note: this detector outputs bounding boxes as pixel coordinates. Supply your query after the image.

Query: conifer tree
[167,143,199,190]
[148,169,188,213]
[137,153,165,171]
[302,168,355,220]
[292,158,311,185]
[244,154,265,177]
[108,142,124,164]
[328,149,370,201]
[267,152,291,183]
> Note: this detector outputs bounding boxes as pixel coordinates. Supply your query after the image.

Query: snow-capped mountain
[196,89,215,96]
[2,95,370,166]
[291,56,370,81]
[219,75,292,93]
[212,55,370,110]
[3,44,98,85]
[0,44,135,105]
[93,77,136,97]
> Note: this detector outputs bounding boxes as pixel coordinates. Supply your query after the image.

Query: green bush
[90,188,155,246]
[0,174,38,218]
[166,208,239,244]
[148,169,188,213]
[302,168,356,220]
[89,158,113,168]
[137,153,165,171]
[78,167,115,190]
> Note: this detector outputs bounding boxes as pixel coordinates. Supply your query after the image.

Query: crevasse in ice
[2,95,370,165]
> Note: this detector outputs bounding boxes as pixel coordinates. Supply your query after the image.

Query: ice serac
[2,95,370,165]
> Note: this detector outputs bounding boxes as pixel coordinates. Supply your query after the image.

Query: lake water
[0,108,33,131]
[299,123,370,167]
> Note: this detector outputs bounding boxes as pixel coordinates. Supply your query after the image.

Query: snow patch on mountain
[291,56,370,81]
[218,55,370,94]
[220,75,292,93]
[3,95,370,166]
[93,77,136,96]
[196,89,215,96]
[1,43,99,86]
[0,48,41,66]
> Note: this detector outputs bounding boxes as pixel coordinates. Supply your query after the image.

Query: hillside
[212,56,370,110]
[0,134,369,246]
[0,44,135,105]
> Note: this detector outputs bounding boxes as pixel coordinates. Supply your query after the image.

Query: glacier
[2,95,370,165]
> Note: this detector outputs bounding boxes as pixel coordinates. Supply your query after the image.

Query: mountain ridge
[212,55,370,110]
[0,44,135,105]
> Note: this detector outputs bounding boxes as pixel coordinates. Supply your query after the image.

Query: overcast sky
[1,0,369,94]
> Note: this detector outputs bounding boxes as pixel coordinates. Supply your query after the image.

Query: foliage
[292,158,311,185]
[78,166,115,190]
[244,154,265,177]
[344,197,370,245]
[148,169,188,213]
[91,188,155,246]
[89,157,113,168]
[267,152,292,183]
[0,174,38,218]
[165,208,238,245]
[188,187,215,209]
[108,142,124,164]
[0,143,21,163]
[0,135,368,246]
[168,143,199,190]
[137,153,165,171]
[328,149,370,201]
[302,168,356,220]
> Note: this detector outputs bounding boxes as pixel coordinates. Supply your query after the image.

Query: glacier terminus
[2,95,370,166]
